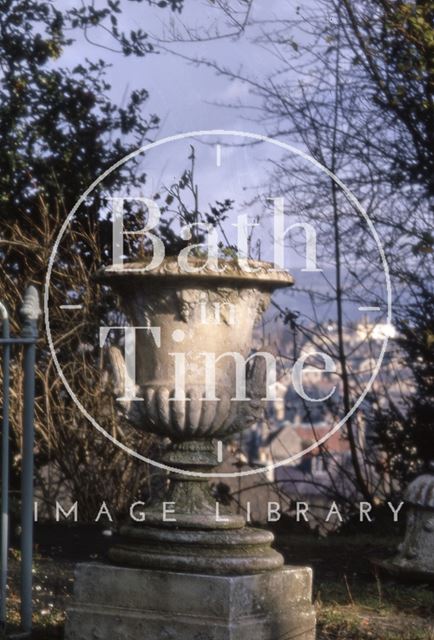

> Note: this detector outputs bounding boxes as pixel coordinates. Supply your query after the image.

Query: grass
[316,579,434,639]
[318,606,432,640]
[276,532,434,640]
[2,551,72,638]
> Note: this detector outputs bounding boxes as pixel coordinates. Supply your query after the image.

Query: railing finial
[0,302,8,322]
[20,286,41,337]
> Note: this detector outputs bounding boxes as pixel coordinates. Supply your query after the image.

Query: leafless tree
[156,0,433,506]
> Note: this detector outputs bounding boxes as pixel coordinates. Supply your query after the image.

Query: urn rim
[95,256,294,289]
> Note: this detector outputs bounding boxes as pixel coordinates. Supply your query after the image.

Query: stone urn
[66,256,317,640]
[381,464,434,581]
[96,256,294,575]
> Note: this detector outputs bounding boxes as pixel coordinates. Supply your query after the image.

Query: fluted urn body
[99,257,293,442]
[97,257,294,575]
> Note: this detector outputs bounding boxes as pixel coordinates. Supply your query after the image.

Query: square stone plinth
[65,563,316,640]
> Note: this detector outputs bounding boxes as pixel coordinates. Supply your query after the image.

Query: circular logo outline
[44,129,392,478]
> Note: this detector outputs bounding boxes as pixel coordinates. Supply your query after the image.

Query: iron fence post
[0,302,10,629]
[19,286,40,635]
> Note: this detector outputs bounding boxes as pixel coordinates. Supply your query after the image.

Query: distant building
[221,319,408,525]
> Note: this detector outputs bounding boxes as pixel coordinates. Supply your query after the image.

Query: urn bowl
[97,257,293,442]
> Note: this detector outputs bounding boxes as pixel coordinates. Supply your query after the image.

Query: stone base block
[65,562,316,640]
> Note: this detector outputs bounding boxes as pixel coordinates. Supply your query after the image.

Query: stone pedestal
[65,563,316,640]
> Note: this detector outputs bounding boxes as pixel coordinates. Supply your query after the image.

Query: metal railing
[0,286,40,636]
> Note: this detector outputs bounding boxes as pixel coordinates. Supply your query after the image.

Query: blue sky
[56,0,390,327]
[61,0,300,135]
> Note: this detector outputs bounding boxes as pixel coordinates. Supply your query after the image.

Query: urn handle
[108,345,143,428]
